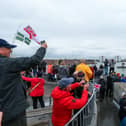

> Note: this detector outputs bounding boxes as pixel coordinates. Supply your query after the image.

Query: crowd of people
[0,39,93,126]
[0,38,126,126]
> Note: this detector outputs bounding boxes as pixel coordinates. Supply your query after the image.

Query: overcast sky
[1,0,126,59]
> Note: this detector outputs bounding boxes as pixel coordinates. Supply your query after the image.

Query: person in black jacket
[0,39,47,126]
[72,71,86,98]
[106,73,113,97]
[98,75,106,101]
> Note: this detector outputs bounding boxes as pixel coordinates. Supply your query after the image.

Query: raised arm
[22,76,33,82]
[8,43,47,72]
[63,83,89,110]
[70,82,79,90]
[63,89,88,110]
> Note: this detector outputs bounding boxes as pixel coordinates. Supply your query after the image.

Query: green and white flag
[16,32,24,41]
[24,37,31,45]
[15,32,31,45]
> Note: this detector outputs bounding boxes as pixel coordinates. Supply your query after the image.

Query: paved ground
[97,97,120,126]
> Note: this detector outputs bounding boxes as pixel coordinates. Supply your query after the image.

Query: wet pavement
[97,97,120,126]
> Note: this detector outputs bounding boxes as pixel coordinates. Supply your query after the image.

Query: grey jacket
[0,47,46,121]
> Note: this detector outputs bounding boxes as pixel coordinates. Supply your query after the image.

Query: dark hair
[58,60,63,65]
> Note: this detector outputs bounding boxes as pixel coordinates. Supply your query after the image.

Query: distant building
[44,59,99,65]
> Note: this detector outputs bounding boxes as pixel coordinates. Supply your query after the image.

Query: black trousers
[106,86,113,97]
[2,111,26,126]
[32,96,45,109]
[100,87,105,100]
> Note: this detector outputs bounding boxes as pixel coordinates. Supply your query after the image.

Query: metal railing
[65,85,97,126]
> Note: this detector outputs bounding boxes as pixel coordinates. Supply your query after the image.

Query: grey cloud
[1,0,126,59]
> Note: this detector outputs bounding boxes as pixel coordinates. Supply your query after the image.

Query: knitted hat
[58,77,74,89]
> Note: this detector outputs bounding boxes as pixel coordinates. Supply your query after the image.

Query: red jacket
[22,76,45,97]
[51,83,88,126]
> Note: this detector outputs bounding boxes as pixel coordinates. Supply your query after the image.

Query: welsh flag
[16,32,24,41]
[15,25,43,46]
[24,25,40,45]
[24,25,36,39]
[16,32,31,45]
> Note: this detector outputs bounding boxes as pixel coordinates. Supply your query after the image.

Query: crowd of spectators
[0,38,126,126]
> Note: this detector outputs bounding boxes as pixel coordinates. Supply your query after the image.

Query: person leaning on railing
[0,39,47,126]
[51,77,89,126]
[72,71,87,98]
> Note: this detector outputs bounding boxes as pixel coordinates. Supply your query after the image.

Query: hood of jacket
[51,86,71,100]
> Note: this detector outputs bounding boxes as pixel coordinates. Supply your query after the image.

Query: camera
[78,71,85,78]
[76,78,87,85]
[75,71,87,85]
